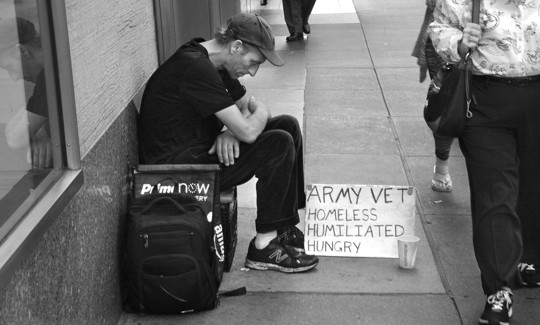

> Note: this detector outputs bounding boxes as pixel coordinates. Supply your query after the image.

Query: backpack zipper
[140,231,195,249]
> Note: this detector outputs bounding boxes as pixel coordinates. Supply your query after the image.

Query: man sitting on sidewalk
[137,13,318,273]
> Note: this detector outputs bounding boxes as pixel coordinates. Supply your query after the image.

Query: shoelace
[518,263,536,273]
[487,290,512,311]
[278,227,304,243]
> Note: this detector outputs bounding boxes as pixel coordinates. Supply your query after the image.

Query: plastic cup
[397,235,420,269]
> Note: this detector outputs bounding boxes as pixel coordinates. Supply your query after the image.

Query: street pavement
[119,0,540,324]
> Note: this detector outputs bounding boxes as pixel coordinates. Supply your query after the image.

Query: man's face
[0,45,24,82]
[225,42,266,79]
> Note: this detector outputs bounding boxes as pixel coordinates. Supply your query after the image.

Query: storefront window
[0,0,81,278]
[0,1,53,235]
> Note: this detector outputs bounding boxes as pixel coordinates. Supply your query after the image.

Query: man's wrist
[223,129,237,138]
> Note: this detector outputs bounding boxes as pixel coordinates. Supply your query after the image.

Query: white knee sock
[254,230,277,250]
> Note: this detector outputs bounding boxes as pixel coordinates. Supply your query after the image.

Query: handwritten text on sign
[304,184,416,258]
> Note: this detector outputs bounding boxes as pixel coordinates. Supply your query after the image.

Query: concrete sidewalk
[119,0,540,324]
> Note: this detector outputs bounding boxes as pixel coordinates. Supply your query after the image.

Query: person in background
[282,0,317,42]
[429,1,540,324]
[0,16,51,217]
[138,13,319,273]
[0,17,51,169]
[412,0,454,192]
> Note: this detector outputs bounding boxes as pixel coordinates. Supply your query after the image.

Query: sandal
[432,166,452,192]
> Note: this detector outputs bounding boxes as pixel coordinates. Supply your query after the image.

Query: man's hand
[247,96,271,120]
[29,126,52,168]
[215,95,270,144]
[208,130,240,166]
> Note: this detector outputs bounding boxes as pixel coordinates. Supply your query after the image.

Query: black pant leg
[220,115,304,233]
[516,83,540,265]
[460,80,525,295]
[282,0,303,34]
[302,0,316,23]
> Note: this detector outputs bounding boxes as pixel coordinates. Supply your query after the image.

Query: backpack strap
[219,286,247,297]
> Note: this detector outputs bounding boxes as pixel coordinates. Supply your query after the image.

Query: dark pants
[170,115,305,233]
[282,0,316,34]
[220,115,304,233]
[425,38,453,161]
[433,131,453,161]
[460,77,540,295]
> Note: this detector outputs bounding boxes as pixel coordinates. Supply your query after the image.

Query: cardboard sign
[304,184,416,258]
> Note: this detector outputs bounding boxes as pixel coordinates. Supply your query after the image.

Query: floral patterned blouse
[429,0,540,77]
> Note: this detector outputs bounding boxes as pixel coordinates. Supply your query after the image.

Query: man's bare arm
[215,96,269,144]
[209,95,270,166]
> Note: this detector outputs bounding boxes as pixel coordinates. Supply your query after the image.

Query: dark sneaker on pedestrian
[478,288,513,325]
[519,263,540,288]
[303,23,311,34]
[285,32,303,42]
[245,237,318,273]
[278,226,305,253]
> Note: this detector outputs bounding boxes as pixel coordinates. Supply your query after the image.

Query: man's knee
[276,114,300,129]
[257,129,295,160]
[269,115,301,140]
[253,130,295,176]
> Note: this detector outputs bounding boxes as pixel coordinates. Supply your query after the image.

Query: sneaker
[478,288,513,325]
[519,263,540,288]
[278,226,305,253]
[245,237,318,273]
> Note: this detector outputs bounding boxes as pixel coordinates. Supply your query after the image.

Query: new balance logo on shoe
[245,237,319,273]
[269,250,288,263]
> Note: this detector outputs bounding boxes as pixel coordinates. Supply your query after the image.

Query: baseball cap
[0,17,38,53]
[227,13,284,66]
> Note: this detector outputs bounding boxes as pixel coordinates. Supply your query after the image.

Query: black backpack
[125,196,220,314]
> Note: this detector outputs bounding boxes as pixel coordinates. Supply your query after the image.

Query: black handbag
[423,0,480,137]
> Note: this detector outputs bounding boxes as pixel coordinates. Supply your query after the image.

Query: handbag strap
[464,0,480,119]
[462,0,480,57]
[472,0,480,24]
[464,52,473,118]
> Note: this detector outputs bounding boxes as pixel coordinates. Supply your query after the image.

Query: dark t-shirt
[138,39,246,164]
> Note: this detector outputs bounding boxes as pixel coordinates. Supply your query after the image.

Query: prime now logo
[140,182,211,195]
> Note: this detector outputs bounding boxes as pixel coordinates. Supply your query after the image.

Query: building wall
[66,0,157,156]
[0,103,139,324]
[0,0,156,323]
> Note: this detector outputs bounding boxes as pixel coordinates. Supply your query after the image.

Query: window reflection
[0,1,52,219]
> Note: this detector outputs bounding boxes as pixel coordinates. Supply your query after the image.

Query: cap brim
[259,48,284,66]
